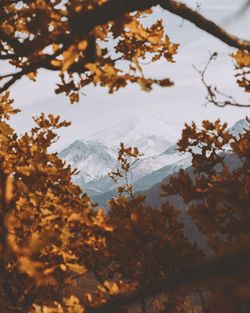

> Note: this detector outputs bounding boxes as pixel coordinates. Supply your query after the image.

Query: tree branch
[160,0,250,51]
[73,0,250,51]
[84,246,250,313]
[1,0,250,93]
[86,246,250,313]
[0,47,64,94]
[193,52,250,108]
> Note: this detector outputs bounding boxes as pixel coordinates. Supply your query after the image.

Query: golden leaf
[63,296,84,313]
[5,175,14,202]
[130,212,138,223]
[66,263,87,275]
[27,72,37,81]
[62,46,79,72]
[60,264,67,271]
[78,40,88,50]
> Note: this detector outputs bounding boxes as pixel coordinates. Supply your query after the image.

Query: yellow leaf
[62,46,79,72]
[78,40,88,50]
[0,121,13,136]
[84,293,93,302]
[66,263,87,275]
[3,23,14,35]
[60,264,67,271]
[51,59,62,67]
[5,175,14,202]
[27,72,37,81]
[103,281,120,295]
[63,296,84,313]
[130,212,138,223]
[19,256,43,278]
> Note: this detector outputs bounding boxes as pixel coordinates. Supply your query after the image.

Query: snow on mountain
[230,119,250,138]
[59,118,249,197]
[58,117,250,204]
[129,147,189,182]
[92,155,191,208]
[59,140,117,183]
[59,117,187,195]
[90,116,182,156]
[133,156,191,192]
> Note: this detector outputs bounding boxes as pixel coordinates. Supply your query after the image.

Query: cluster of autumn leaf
[0,0,249,104]
[0,90,249,313]
[0,92,197,312]
[0,0,179,102]
[232,50,250,93]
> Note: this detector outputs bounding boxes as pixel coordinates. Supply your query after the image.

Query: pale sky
[6,0,250,150]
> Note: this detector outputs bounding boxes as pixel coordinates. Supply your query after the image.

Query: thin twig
[193,52,250,108]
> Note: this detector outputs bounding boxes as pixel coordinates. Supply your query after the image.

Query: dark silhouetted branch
[87,246,250,313]
[160,0,250,51]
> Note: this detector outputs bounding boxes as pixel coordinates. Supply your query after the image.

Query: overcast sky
[7,0,250,150]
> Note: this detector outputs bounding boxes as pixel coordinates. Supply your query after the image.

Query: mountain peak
[230,118,249,137]
[90,116,181,156]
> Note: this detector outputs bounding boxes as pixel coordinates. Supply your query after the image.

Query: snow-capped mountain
[92,157,191,208]
[230,119,250,138]
[90,116,182,157]
[127,146,189,182]
[59,140,117,183]
[59,117,249,198]
[59,116,187,195]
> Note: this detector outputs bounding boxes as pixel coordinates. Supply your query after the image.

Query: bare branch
[0,47,65,94]
[0,54,15,60]
[72,0,250,51]
[193,52,250,108]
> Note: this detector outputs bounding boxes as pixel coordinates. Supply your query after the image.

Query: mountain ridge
[59,116,185,195]
[59,117,248,199]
